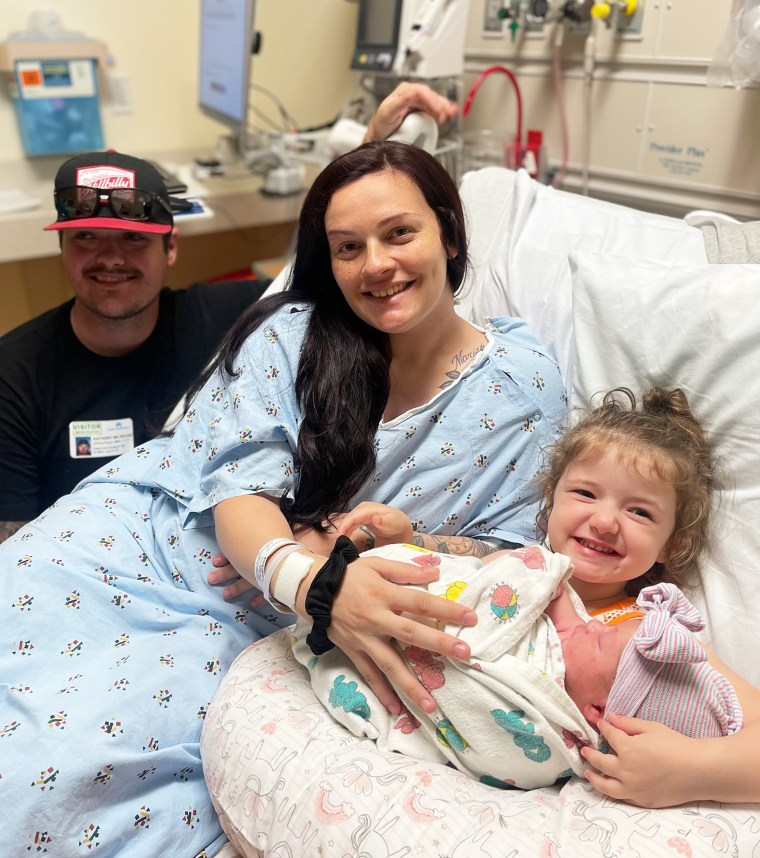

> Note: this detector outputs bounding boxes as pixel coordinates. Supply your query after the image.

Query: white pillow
[458,169,707,387]
[570,251,760,684]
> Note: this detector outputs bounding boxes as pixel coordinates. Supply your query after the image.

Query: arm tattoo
[411,533,497,558]
[358,525,376,551]
[0,520,29,544]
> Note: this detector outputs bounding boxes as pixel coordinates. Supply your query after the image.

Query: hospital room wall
[0,0,359,167]
[1,1,757,219]
[462,0,760,219]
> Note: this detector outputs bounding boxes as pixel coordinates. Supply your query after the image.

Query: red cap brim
[44,217,172,234]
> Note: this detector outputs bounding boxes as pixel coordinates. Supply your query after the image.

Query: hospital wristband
[254,538,298,590]
[263,541,308,606]
[270,549,315,613]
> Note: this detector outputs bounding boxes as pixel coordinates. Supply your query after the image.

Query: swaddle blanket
[291,544,598,790]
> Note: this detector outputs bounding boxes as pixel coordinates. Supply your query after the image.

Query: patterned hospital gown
[0,302,565,857]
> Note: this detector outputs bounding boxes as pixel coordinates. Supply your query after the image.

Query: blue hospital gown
[0,303,565,856]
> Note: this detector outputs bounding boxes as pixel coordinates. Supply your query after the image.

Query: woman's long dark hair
[187,141,469,528]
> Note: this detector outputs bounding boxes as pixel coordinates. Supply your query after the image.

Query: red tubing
[463,65,524,165]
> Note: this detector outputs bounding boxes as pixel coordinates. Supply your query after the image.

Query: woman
[205,141,566,714]
[0,142,565,857]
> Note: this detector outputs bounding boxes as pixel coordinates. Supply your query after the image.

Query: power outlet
[105,73,132,115]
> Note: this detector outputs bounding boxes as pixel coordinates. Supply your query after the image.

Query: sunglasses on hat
[54,186,173,223]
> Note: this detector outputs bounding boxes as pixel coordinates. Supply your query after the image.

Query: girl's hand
[336,501,414,548]
[581,713,698,807]
[292,522,341,556]
[323,554,477,715]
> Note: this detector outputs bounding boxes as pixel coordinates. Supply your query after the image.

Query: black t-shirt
[0,281,267,521]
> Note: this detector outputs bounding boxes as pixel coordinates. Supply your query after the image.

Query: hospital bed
[202,168,760,857]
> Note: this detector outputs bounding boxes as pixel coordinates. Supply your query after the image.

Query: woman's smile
[365,280,413,299]
[325,168,454,337]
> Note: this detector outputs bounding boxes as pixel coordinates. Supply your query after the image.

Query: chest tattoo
[439,343,486,390]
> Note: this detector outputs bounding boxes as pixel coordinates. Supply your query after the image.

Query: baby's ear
[583,702,605,729]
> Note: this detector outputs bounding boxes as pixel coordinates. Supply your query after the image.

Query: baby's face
[562,618,641,718]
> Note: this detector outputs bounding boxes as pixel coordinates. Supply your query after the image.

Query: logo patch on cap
[75,166,136,189]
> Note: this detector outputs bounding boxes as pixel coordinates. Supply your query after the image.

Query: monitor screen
[351,0,403,73]
[359,0,400,46]
[198,0,256,131]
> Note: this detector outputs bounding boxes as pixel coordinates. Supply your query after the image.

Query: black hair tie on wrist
[305,535,360,655]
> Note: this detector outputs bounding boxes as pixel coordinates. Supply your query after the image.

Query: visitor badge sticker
[69,419,135,459]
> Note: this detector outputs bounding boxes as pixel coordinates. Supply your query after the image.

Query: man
[0,151,267,540]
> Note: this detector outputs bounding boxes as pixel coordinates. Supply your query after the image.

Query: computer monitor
[198,0,257,148]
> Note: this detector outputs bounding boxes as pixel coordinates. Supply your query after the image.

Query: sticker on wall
[648,141,710,178]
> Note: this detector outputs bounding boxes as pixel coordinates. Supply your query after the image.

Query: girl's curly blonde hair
[536,387,714,596]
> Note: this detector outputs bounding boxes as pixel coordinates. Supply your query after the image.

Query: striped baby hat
[604,583,743,738]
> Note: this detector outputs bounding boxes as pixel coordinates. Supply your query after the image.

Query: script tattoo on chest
[439,343,486,390]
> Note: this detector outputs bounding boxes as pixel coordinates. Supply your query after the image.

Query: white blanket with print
[291,544,598,790]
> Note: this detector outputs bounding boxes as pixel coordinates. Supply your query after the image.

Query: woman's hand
[364,82,458,143]
[581,714,699,807]
[336,501,414,549]
[321,554,478,715]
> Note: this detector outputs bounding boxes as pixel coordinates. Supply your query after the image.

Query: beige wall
[0,0,359,164]
[462,0,760,218]
[1,0,757,218]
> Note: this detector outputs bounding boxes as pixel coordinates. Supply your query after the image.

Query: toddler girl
[290,388,750,787]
